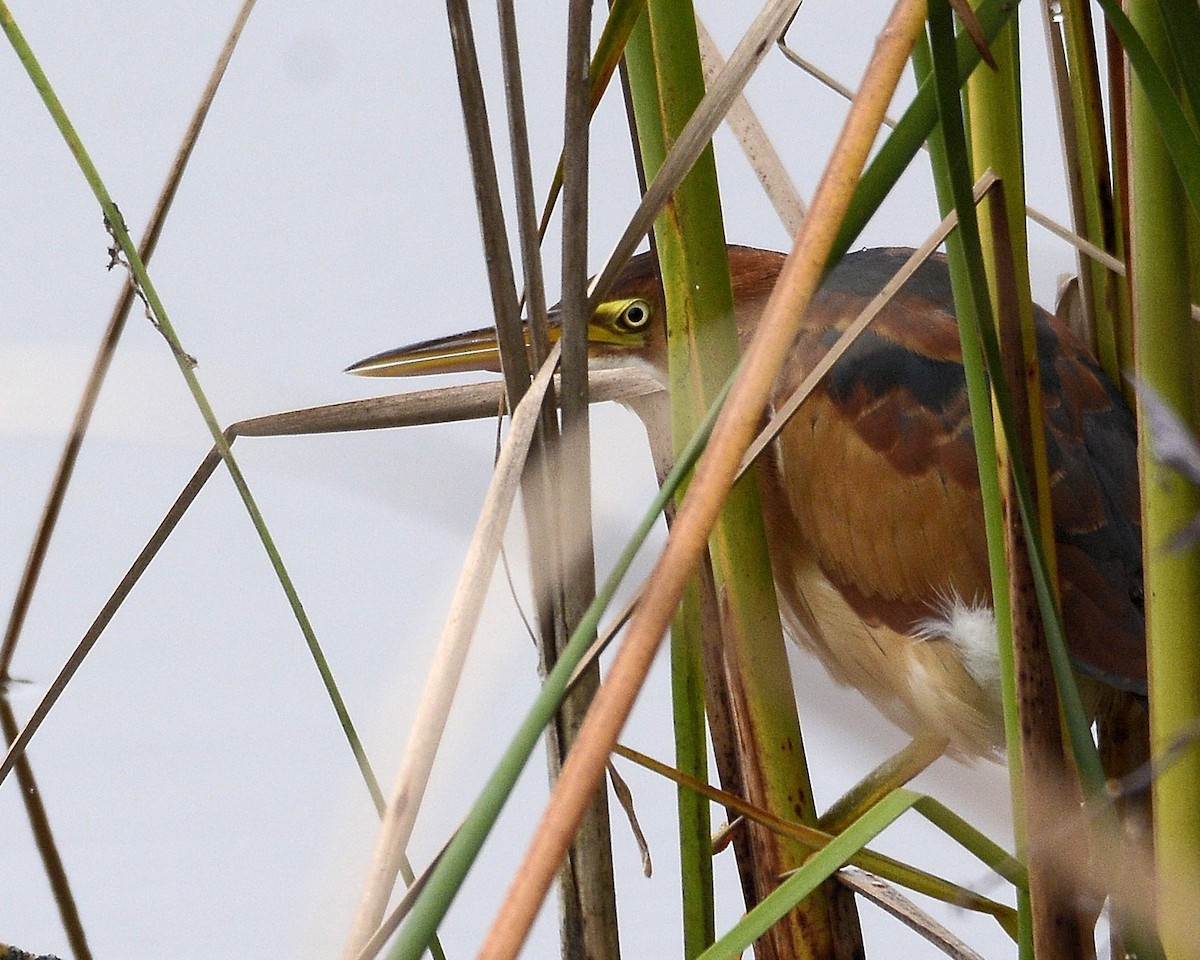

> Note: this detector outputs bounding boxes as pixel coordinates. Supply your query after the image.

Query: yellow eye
[618,298,652,331]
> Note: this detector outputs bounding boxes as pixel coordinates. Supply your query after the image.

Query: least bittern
[348,246,1145,760]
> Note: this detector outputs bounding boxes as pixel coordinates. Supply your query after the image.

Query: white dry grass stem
[696,15,807,235]
[341,342,562,957]
[588,0,802,308]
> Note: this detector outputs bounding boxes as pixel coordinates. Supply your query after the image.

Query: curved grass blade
[615,743,1020,937]
[1154,0,1200,148]
[696,790,923,960]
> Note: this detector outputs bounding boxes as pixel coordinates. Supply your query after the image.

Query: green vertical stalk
[1057,0,1123,379]
[1129,2,1200,956]
[915,17,1033,959]
[966,14,1056,572]
[623,15,715,954]
[623,4,849,958]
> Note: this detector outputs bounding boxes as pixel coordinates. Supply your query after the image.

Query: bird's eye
[619,299,651,331]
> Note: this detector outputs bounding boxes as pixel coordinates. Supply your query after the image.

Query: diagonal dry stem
[0,0,259,679]
[473,5,929,957]
[838,868,988,960]
[695,15,806,234]
[0,8,259,956]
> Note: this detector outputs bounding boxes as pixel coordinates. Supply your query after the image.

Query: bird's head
[345,253,668,382]
[344,246,786,382]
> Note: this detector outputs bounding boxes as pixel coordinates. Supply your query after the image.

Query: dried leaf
[607,761,652,877]
[838,867,987,960]
[947,0,998,69]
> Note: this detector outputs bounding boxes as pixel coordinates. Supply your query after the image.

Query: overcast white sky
[1,2,1079,957]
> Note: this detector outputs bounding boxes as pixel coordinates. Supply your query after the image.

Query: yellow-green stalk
[1129,2,1200,955]
[1056,0,1125,380]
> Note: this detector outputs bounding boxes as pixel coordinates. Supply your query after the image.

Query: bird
[347,245,1145,760]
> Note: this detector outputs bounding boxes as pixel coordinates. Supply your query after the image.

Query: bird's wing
[1038,312,1145,692]
[768,248,1145,694]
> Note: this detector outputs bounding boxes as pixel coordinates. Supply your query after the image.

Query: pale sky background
[1,2,1082,958]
